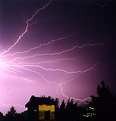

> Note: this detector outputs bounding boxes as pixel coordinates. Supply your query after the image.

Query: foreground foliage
[0,81,116,121]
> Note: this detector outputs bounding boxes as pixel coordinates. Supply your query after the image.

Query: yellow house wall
[38,104,55,120]
[39,104,55,112]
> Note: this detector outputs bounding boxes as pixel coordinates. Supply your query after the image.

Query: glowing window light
[38,104,55,120]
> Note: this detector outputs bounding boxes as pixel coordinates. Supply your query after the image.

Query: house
[25,95,56,121]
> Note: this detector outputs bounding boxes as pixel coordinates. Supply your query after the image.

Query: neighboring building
[25,95,56,121]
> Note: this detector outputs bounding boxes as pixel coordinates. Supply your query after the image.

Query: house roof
[25,95,56,109]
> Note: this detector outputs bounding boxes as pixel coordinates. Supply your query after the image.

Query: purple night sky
[0,0,116,114]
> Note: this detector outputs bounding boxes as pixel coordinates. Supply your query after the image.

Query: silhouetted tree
[64,98,80,121]
[7,106,16,115]
[55,98,59,108]
[60,100,65,110]
[97,81,112,98]
[5,106,17,121]
[89,81,116,121]
[0,111,4,121]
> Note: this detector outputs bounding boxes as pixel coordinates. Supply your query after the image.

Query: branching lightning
[0,0,103,109]
[0,0,52,56]
[58,81,91,102]
[5,43,103,62]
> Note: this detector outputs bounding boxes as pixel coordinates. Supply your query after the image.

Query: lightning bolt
[0,0,103,111]
[0,0,52,56]
[5,42,103,62]
[58,85,91,102]
[57,79,91,102]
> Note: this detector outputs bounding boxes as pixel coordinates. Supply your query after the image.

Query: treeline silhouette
[0,81,116,121]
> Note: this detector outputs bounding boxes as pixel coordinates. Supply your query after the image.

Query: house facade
[25,95,56,121]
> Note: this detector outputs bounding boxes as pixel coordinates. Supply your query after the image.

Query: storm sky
[0,0,116,114]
